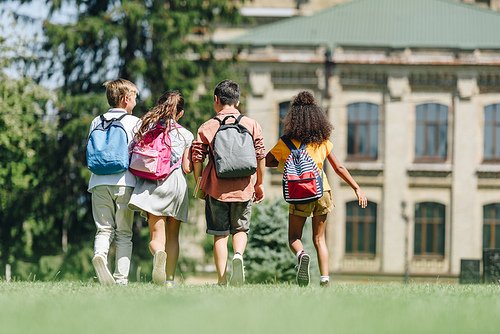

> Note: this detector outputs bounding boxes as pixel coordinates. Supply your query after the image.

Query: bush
[245,199,297,283]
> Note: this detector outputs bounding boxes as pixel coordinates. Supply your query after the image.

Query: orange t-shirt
[269,138,333,191]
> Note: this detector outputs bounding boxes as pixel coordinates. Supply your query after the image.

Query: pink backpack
[129,123,183,180]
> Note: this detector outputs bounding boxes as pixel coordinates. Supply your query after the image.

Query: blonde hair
[103,79,139,108]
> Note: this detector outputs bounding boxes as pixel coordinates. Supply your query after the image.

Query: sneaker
[230,253,245,286]
[296,253,310,287]
[92,255,115,286]
[152,250,167,285]
[320,280,330,288]
[165,280,175,288]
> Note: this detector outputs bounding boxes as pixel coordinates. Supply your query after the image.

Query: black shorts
[205,196,252,236]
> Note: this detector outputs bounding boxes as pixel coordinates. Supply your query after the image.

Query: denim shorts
[289,191,334,218]
[205,196,252,236]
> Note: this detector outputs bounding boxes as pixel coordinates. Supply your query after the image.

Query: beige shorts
[289,191,335,217]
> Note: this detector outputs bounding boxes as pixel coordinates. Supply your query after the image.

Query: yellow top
[269,138,333,191]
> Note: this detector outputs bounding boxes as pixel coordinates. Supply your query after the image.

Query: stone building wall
[243,44,500,277]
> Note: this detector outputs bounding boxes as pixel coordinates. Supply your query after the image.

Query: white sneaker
[230,253,245,286]
[152,250,167,285]
[92,255,115,286]
[296,253,310,287]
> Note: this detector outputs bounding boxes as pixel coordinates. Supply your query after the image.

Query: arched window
[484,104,500,161]
[347,102,379,160]
[415,103,448,161]
[278,101,290,138]
[483,203,500,249]
[345,201,377,255]
[414,202,445,256]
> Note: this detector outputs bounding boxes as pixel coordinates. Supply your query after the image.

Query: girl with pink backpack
[128,91,194,286]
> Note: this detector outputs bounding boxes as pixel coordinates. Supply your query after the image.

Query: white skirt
[128,167,189,222]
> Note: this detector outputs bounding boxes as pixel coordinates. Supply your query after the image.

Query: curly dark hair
[282,91,333,145]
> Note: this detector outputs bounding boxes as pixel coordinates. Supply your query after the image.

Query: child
[128,91,193,286]
[192,79,265,286]
[88,78,140,285]
[266,91,367,287]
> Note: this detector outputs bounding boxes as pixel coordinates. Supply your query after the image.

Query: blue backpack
[281,136,324,204]
[87,113,130,175]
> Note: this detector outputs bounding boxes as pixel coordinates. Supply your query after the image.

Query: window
[414,202,445,257]
[484,104,500,161]
[278,101,290,137]
[415,103,448,161]
[345,201,377,255]
[347,103,379,160]
[483,203,500,249]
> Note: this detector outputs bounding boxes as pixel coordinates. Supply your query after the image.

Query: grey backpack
[212,115,257,178]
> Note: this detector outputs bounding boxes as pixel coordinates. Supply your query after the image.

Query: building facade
[223,0,500,279]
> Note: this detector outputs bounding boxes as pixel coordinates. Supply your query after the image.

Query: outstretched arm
[327,151,367,208]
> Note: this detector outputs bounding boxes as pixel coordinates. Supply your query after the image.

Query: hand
[253,183,265,204]
[355,188,367,208]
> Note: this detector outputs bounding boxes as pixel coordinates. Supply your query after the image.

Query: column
[381,75,411,274]
[450,75,479,274]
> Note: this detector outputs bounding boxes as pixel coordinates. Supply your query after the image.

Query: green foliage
[245,199,297,283]
[35,0,244,114]
[0,0,248,280]
[0,73,57,267]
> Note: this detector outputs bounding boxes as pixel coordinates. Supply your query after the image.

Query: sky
[0,0,77,88]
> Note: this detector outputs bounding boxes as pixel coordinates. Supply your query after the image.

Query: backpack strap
[171,157,183,171]
[213,115,236,125]
[116,113,128,121]
[281,136,303,153]
[214,114,245,125]
[100,113,128,122]
[98,113,129,141]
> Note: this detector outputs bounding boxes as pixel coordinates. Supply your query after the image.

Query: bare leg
[148,213,167,284]
[148,213,166,255]
[288,214,307,255]
[213,235,229,284]
[312,214,329,276]
[232,232,248,255]
[165,217,181,282]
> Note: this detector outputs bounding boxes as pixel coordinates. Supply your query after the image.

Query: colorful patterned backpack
[281,136,324,204]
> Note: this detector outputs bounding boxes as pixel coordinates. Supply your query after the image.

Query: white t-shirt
[164,121,194,165]
[87,108,141,192]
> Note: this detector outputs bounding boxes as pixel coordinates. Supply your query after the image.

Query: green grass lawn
[1,281,499,334]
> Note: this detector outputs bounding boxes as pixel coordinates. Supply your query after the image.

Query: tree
[33,1,243,111]
[0,73,57,273]
[0,0,247,279]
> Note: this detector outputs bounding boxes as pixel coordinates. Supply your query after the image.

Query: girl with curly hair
[266,91,367,287]
[128,91,193,286]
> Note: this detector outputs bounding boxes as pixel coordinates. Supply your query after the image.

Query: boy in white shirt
[87,79,140,285]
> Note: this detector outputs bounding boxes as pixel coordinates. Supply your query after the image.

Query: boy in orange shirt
[192,80,265,285]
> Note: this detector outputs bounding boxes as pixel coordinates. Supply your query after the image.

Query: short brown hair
[103,79,139,108]
[214,79,240,106]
